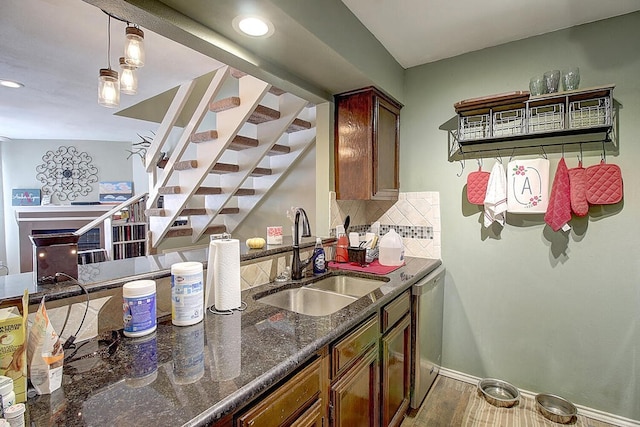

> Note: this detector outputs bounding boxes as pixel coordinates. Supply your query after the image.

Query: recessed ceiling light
[0,79,24,89]
[233,15,274,38]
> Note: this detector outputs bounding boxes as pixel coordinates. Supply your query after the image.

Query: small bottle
[313,238,326,275]
[335,225,349,263]
[0,375,15,418]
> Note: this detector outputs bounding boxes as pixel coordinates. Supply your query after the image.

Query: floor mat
[462,389,585,427]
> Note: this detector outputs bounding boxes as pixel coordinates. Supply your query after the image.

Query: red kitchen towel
[586,160,623,205]
[467,167,490,205]
[545,158,572,231]
[328,260,404,275]
[568,161,589,216]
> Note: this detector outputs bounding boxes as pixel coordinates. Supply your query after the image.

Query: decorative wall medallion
[36,146,99,201]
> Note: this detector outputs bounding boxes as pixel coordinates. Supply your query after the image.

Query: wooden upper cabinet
[335,87,402,201]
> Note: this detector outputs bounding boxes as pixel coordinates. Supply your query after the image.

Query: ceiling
[1,0,639,142]
[341,0,640,68]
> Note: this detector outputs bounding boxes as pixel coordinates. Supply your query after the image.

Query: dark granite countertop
[0,236,334,305]
[25,256,441,427]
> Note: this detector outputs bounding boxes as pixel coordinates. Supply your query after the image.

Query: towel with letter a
[507,158,550,213]
[483,162,508,227]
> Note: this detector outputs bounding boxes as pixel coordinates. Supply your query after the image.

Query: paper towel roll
[212,239,241,311]
[205,240,216,310]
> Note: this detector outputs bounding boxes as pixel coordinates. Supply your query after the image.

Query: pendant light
[98,15,119,108]
[124,25,145,67]
[119,57,138,95]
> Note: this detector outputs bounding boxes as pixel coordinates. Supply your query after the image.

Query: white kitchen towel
[507,158,550,213]
[212,239,241,311]
[483,162,508,227]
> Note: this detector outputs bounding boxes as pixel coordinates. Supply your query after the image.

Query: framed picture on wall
[99,181,133,203]
[12,189,41,206]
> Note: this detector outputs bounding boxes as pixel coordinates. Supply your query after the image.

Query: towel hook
[561,144,565,158]
[476,158,483,169]
[601,141,607,162]
[456,157,466,177]
[577,143,583,164]
[495,150,503,164]
[509,147,516,162]
[540,146,548,159]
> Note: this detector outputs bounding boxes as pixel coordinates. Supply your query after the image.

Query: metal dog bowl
[535,393,577,424]
[477,378,520,408]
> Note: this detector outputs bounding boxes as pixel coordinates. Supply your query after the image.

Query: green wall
[402,12,639,420]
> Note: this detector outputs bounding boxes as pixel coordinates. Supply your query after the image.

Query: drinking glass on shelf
[529,75,546,96]
[543,70,560,93]
[562,67,580,91]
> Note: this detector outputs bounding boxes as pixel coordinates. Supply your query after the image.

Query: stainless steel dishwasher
[410,264,445,409]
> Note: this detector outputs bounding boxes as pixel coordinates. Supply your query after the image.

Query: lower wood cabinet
[226,291,413,427]
[380,290,411,427]
[236,355,327,427]
[330,346,379,427]
[381,315,411,427]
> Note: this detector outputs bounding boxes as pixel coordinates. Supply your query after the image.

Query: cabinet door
[330,346,379,427]
[381,315,411,427]
[236,357,323,427]
[290,399,323,427]
[372,95,400,200]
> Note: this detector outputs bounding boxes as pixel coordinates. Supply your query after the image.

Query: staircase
[144,66,316,253]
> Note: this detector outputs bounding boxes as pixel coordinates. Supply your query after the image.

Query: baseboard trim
[439,368,640,427]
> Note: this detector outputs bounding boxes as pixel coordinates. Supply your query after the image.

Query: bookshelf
[104,198,148,260]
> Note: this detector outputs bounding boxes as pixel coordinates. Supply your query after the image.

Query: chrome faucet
[291,207,313,280]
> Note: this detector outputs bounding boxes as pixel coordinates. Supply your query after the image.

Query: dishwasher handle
[412,265,445,296]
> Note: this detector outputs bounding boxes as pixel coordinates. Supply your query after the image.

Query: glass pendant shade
[98,68,120,108]
[119,57,138,95]
[124,26,145,67]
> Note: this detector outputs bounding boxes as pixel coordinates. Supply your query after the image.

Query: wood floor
[401,375,620,427]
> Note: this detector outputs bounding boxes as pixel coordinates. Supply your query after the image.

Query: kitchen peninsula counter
[0,236,334,304]
[25,256,442,426]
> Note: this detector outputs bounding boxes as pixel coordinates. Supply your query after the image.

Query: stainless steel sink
[256,274,387,316]
[257,287,357,316]
[306,275,386,297]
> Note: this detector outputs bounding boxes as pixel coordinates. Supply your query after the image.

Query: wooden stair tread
[268,144,291,155]
[181,208,206,216]
[210,163,240,174]
[234,188,255,196]
[158,186,180,195]
[179,207,239,216]
[146,208,165,217]
[269,87,286,96]
[209,96,240,113]
[228,135,259,150]
[190,130,218,143]
[206,225,227,235]
[196,187,222,195]
[220,207,240,215]
[248,104,281,124]
[166,227,193,238]
[286,118,312,133]
[175,160,198,170]
[251,167,272,177]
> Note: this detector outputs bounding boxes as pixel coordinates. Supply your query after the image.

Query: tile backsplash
[329,191,441,259]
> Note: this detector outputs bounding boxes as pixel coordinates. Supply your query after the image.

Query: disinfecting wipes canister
[123,280,157,337]
[171,262,204,326]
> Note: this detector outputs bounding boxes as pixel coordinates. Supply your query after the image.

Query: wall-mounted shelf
[447,85,616,161]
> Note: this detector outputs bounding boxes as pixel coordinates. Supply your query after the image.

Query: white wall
[401,13,640,421]
[1,139,133,272]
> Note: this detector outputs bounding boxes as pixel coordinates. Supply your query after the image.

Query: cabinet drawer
[331,316,379,377]
[381,290,410,333]
[236,357,322,427]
